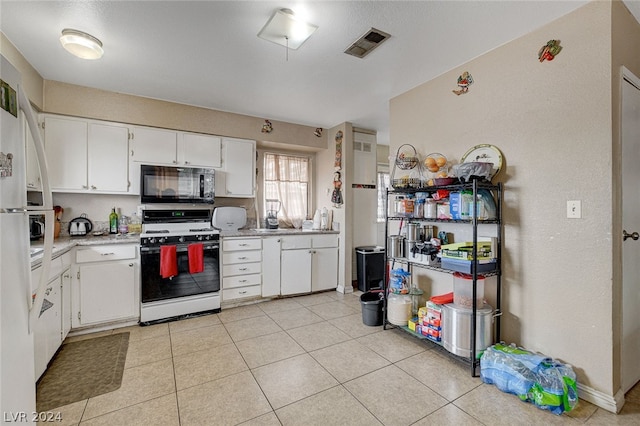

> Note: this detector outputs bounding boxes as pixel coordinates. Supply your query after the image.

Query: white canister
[387,294,412,326]
[425,198,437,219]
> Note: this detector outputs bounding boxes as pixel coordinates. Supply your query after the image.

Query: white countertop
[30,234,141,268]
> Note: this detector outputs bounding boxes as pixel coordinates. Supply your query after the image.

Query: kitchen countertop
[221,228,339,238]
[30,233,141,268]
[30,228,338,267]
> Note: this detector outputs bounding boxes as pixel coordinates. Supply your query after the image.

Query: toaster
[211,207,247,231]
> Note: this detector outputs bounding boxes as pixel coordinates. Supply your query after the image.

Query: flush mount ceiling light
[59,28,104,60]
[258,8,318,52]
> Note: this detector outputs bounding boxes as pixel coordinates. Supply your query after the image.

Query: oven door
[140,242,220,303]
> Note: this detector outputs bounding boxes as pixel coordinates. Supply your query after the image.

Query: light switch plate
[567,200,581,219]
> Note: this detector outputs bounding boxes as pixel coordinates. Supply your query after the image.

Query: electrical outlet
[567,200,581,219]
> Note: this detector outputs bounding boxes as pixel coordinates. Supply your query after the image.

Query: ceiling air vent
[344,27,391,59]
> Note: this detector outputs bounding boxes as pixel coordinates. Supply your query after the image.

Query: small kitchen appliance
[211,206,247,231]
[265,199,281,229]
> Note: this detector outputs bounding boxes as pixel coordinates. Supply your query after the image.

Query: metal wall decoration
[452,71,473,95]
[538,40,562,62]
[261,119,273,133]
[0,152,13,177]
[332,130,343,207]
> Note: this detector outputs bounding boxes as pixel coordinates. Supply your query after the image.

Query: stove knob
[205,235,211,240]
[159,237,166,244]
[179,236,185,243]
[197,235,204,241]
[149,237,156,244]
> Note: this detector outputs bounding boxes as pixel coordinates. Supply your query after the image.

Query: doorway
[621,68,640,394]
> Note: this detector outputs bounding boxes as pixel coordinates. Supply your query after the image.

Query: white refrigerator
[1,54,54,419]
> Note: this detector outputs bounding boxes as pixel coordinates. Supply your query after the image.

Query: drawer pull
[101,252,115,256]
[239,267,248,271]
[239,279,247,283]
[238,256,248,260]
[239,243,248,247]
[239,290,247,294]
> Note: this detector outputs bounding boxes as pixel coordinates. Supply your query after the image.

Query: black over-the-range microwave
[140,164,215,204]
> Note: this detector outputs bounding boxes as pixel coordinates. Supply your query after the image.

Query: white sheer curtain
[263,153,309,228]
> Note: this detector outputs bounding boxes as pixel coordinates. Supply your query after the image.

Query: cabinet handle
[91,185,97,190]
[239,290,247,294]
[238,256,248,260]
[45,287,52,295]
[239,268,248,271]
[82,185,88,189]
[129,263,134,267]
[239,279,247,283]
[27,182,35,188]
[63,274,70,279]
[101,252,115,256]
[239,243,248,247]
[184,161,190,165]
[172,160,178,164]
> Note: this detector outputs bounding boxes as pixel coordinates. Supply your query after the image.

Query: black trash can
[355,246,385,292]
[360,291,384,326]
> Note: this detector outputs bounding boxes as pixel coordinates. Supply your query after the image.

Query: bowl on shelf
[434,177,458,186]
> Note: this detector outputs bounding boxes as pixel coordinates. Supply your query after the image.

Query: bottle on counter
[118,215,129,234]
[128,212,142,234]
[109,207,118,234]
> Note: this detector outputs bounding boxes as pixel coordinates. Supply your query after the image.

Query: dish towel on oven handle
[160,245,178,279]
[188,243,204,274]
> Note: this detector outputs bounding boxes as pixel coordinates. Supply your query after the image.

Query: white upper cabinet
[88,122,130,192]
[181,133,222,168]
[45,116,88,191]
[218,138,255,198]
[131,127,222,168]
[44,115,131,193]
[130,126,178,165]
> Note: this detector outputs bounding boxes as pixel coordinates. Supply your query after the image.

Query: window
[263,153,310,228]
[377,170,390,222]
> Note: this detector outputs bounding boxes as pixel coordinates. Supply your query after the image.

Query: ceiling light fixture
[59,28,104,60]
[258,8,318,60]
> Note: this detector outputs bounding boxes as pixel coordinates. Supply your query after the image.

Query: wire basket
[391,144,424,189]
[394,144,420,170]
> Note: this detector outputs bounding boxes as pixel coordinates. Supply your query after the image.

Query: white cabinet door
[88,122,130,192]
[220,138,255,197]
[33,274,62,380]
[262,236,282,297]
[131,126,177,165]
[45,116,88,191]
[312,248,338,292]
[61,267,72,340]
[281,249,311,295]
[181,133,222,167]
[78,261,138,325]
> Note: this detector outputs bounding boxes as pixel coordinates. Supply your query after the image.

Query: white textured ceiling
[3,1,635,145]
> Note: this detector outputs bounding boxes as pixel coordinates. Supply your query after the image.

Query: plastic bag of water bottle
[480,343,578,415]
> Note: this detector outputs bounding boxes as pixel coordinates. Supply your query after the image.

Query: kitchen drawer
[223,238,261,251]
[222,250,261,265]
[281,235,312,250]
[223,262,261,277]
[312,234,339,248]
[223,285,261,301]
[76,244,137,263]
[223,273,261,289]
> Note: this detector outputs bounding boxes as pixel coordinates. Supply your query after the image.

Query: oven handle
[141,244,219,254]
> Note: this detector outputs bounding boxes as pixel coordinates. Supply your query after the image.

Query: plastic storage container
[453,272,485,308]
[387,293,412,326]
[355,246,385,292]
[360,292,384,326]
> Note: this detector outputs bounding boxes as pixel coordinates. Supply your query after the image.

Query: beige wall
[44,81,327,151]
[391,0,616,403]
[1,32,44,109]
[316,123,353,292]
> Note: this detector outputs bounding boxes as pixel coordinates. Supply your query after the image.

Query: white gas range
[139,209,221,324]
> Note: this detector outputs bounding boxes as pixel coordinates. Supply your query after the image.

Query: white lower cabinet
[222,237,262,302]
[261,237,282,298]
[32,252,72,380]
[73,244,139,327]
[280,234,339,296]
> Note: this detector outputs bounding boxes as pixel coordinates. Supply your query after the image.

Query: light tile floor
[49,290,640,425]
